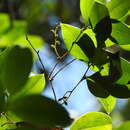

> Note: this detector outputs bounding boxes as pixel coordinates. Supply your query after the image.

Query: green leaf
[6,126,37,130]
[111,20,130,45]
[60,23,89,61]
[14,35,44,49]
[86,72,110,98]
[95,0,108,4]
[0,79,6,112]
[0,45,33,95]
[94,16,112,43]
[87,72,130,98]
[11,74,45,101]
[84,29,97,47]
[107,0,130,19]
[91,47,108,66]
[70,112,112,130]
[98,95,116,114]
[106,83,130,98]
[108,54,122,82]
[115,121,130,130]
[77,34,95,59]
[90,2,111,43]
[0,13,10,35]
[0,20,27,46]
[0,115,16,130]
[9,95,73,127]
[90,2,109,28]
[80,0,95,24]
[116,58,130,85]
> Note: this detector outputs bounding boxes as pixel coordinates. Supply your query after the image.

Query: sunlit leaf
[116,58,130,85]
[60,23,88,61]
[90,2,111,43]
[80,0,95,24]
[95,0,108,4]
[0,13,10,34]
[0,21,27,46]
[14,35,44,49]
[111,20,130,45]
[107,0,130,19]
[9,95,73,127]
[70,112,112,130]
[0,115,16,130]
[98,95,116,114]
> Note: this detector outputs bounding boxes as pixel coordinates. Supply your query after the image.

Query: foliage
[0,0,130,130]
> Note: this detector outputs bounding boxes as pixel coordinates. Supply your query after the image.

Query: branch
[59,64,91,105]
[26,34,57,101]
[50,59,76,80]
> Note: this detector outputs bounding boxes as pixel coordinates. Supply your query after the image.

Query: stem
[26,34,57,101]
[48,60,60,78]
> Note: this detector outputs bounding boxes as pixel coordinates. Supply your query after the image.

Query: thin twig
[50,59,76,80]
[48,60,61,78]
[26,34,57,101]
[59,64,91,104]
[50,81,57,101]
[49,26,85,79]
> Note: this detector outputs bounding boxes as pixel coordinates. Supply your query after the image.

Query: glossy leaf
[9,95,73,127]
[98,95,116,114]
[80,0,95,24]
[111,20,130,45]
[70,112,112,130]
[86,72,110,98]
[60,23,88,61]
[115,121,130,130]
[0,45,33,95]
[107,0,130,19]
